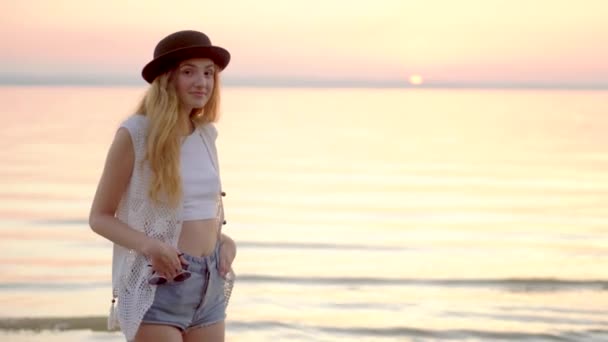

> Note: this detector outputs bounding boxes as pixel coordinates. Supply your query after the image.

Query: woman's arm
[220,233,236,251]
[219,232,237,277]
[89,128,185,278]
[89,128,150,251]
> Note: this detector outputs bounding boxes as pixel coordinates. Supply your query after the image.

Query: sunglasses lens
[148,268,191,285]
[174,270,192,282]
[148,276,167,285]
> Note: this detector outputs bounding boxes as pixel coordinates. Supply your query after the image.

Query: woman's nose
[194,72,207,87]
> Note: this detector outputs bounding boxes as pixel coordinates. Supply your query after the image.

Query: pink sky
[1,0,607,86]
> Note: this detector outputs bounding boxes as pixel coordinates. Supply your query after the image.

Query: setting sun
[409,75,424,85]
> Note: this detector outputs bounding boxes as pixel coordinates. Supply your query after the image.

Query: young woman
[89,30,236,342]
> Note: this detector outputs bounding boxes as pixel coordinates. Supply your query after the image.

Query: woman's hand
[219,236,236,278]
[142,238,189,280]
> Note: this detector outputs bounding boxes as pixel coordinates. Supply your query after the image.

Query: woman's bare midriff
[177,219,219,257]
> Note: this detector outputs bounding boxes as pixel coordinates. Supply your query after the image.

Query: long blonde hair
[135,68,222,207]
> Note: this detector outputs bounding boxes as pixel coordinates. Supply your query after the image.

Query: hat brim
[141,45,230,83]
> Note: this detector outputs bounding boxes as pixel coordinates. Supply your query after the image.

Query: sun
[409,75,424,86]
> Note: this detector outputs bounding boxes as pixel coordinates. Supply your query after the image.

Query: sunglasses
[147,262,191,285]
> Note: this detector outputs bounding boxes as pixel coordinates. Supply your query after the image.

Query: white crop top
[181,131,221,220]
[120,115,220,221]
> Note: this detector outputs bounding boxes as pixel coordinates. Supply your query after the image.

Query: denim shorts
[141,244,226,331]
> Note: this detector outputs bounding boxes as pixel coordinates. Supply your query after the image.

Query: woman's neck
[178,112,195,136]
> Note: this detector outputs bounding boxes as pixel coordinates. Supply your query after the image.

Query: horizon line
[0,75,607,90]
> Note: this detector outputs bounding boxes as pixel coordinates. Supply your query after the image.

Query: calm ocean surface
[0,86,607,341]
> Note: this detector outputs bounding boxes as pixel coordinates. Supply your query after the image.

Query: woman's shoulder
[199,122,218,141]
[119,114,149,135]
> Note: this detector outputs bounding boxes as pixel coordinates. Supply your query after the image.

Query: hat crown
[154,30,212,58]
[142,29,230,83]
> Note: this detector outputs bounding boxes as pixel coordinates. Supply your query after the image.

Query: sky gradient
[1,0,607,87]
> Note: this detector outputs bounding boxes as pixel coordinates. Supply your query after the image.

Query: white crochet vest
[108,115,225,341]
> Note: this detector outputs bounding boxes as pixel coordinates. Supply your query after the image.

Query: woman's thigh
[135,323,183,342]
[183,320,225,342]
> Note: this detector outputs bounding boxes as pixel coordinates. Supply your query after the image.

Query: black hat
[142,30,230,83]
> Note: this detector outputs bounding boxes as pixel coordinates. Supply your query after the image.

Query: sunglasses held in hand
[147,258,191,285]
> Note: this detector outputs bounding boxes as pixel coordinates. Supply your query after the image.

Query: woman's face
[174,58,215,113]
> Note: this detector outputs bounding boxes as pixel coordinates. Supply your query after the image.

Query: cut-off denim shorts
[141,244,226,332]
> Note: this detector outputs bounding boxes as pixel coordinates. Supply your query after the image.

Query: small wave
[235,275,608,292]
[496,305,608,316]
[1,277,607,293]
[0,316,107,331]
[31,219,88,226]
[0,282,107,291]
[236,241,412,251]
[443,310,608,327]
[1,317,606,341]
